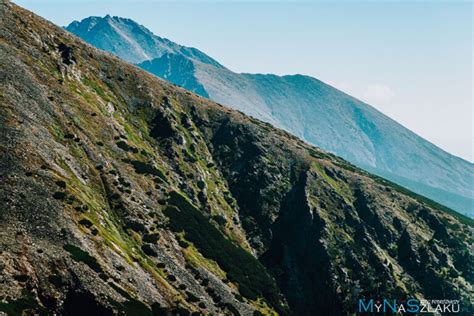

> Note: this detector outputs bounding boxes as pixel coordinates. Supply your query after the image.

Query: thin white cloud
[362,84,395,105]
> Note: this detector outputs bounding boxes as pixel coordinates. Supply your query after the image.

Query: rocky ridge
[66,15,474,216]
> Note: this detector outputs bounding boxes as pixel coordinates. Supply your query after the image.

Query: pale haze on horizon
[15,0,473,162]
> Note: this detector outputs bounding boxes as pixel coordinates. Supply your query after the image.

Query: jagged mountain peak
[68,14,162,39]
[66,14,224,68]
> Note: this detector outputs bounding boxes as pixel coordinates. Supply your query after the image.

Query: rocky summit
[0,1,472,315]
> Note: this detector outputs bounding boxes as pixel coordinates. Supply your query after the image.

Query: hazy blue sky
[16,0,473,161]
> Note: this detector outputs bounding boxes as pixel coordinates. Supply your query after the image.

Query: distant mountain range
[66,15,474,217]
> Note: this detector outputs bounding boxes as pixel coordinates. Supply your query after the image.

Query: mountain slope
[66,16,474,217]
[1,2,473,315]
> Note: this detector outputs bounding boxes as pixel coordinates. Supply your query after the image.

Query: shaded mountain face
[1,2,473,315]
[66,16,474,217]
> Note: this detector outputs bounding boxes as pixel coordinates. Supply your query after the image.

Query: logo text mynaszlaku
[358,299,462,313]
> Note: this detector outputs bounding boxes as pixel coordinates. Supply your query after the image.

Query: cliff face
[0,2,472,315]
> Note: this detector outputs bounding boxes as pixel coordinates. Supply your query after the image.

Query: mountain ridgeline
[0,2,473,315]
[66,15,474,217]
